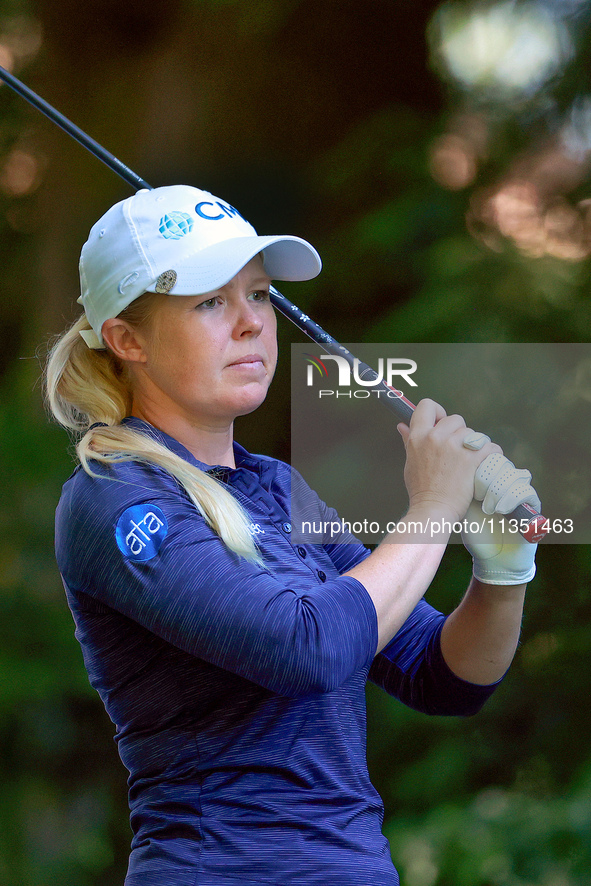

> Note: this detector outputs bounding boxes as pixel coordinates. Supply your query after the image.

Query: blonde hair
[45,297,262,564]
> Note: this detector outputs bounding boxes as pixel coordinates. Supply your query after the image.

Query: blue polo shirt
[55,417,498,886]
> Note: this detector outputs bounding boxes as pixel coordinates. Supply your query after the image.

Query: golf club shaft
[0,66,151,191]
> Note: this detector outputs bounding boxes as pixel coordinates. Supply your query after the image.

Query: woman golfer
[46,185,540,886]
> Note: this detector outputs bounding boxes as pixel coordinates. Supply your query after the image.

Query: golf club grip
[0,67,547,543]
[269,288,548,543]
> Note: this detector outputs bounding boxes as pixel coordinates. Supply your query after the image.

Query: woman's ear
[101,319,148,364]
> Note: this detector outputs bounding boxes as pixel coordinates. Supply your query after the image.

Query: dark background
[0,1,590,883]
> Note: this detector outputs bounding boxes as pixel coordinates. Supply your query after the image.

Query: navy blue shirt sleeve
[283,465,502,716]
[285,467,502,717]
[368,599,501,715]
[56,461,378,699]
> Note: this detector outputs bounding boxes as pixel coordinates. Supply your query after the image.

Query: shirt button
[282,522,292,533]
[297,546,307,558]
[317,571,327,582]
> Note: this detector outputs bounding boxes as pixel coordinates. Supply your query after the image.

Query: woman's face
[128,255,278,429]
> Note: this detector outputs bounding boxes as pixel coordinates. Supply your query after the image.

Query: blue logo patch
[158,212,194,240]
[115,504,168,561]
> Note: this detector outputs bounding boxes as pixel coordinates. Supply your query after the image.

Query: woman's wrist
[388,502,458,543]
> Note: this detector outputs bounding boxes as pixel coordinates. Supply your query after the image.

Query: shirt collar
[120,415,266,482]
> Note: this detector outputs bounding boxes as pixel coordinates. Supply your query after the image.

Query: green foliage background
[0,0,590,884]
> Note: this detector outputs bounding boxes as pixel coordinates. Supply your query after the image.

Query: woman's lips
[226,354,266,373]
[228,354,264,367]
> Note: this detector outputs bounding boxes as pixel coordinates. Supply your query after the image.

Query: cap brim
[144,235,322,295]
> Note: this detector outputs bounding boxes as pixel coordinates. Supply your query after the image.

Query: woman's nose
[233,301,264,337]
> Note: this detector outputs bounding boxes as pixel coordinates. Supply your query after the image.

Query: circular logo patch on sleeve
[115,504,168,561]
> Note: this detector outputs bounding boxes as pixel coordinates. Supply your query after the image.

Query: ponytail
[45,306,262,565]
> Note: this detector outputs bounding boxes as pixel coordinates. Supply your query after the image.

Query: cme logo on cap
[195,201,245,222]
[158,212,194,240]
[115,504,168,561]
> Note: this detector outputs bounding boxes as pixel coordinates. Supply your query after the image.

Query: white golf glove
[461,453,541,585]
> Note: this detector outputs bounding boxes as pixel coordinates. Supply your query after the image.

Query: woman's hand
[347,399,519,652]
[461,455,541,585]
[396,398,503,524]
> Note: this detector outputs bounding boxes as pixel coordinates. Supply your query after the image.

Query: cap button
[155,269,178,293]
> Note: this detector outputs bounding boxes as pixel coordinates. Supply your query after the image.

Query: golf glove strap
[462,454,541,585]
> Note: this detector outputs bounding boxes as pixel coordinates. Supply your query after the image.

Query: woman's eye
[250,290,270,302]
[198,297,218,309]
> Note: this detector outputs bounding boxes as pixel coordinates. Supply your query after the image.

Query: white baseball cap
[77,184,322,348]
